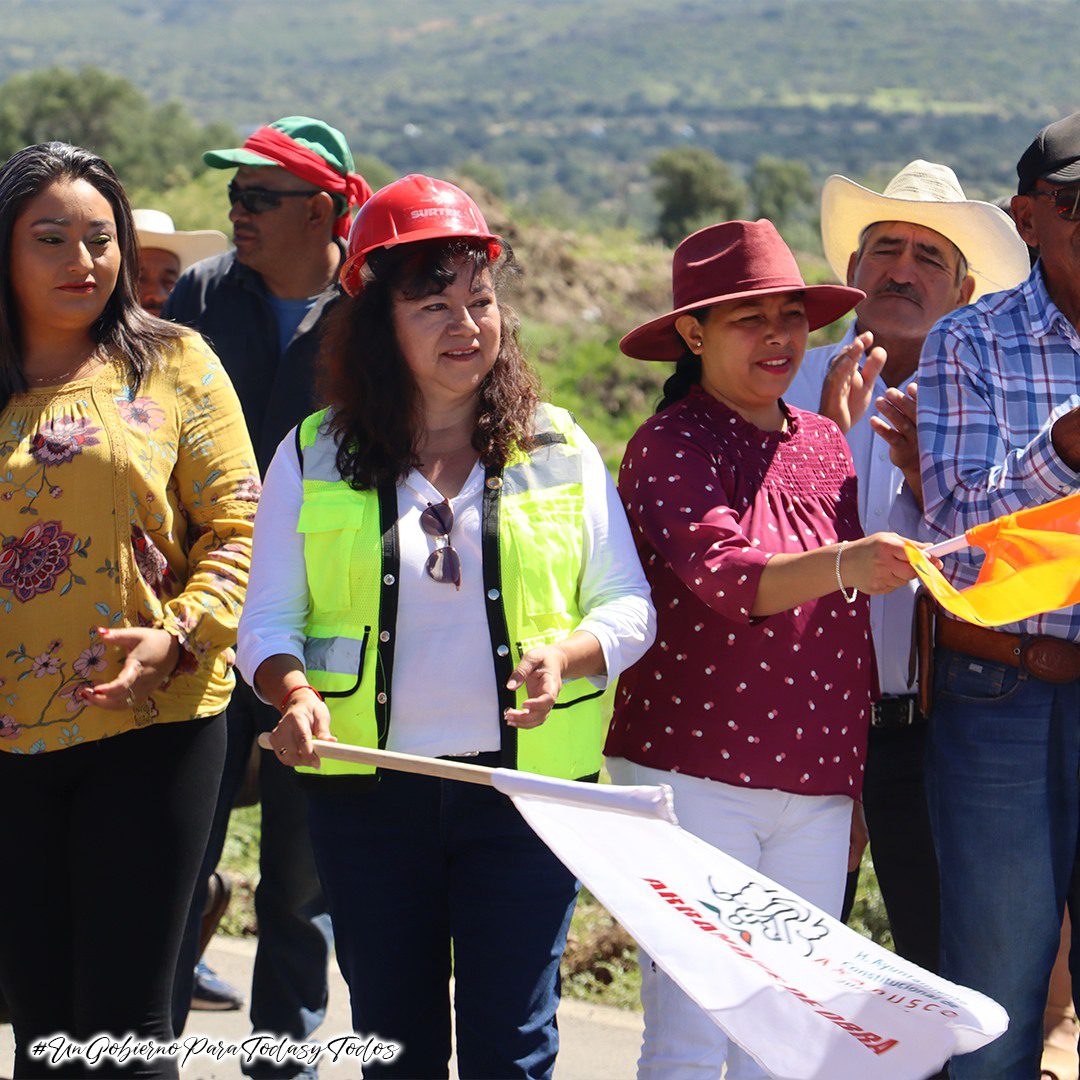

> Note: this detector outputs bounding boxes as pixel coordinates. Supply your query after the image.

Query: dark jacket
[163,250,343,475]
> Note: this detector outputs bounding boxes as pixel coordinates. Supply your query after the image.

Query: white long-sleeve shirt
[237,425,657,758]
[786,325,920,697]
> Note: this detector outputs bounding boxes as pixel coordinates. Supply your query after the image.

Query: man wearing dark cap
[165,116,372,1078]
[917,110,1080,1078]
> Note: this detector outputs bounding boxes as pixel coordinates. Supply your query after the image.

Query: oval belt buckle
[1020,637,1080,684]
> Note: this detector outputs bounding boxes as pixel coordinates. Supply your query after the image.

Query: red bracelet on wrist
[279,684,324,713]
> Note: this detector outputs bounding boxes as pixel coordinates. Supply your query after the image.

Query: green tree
[0,67,235,189]
[353,153,397,193]
[749,156,815,228]
[649,147,747,246]
[454,156,508,200]
[126,170,232,235]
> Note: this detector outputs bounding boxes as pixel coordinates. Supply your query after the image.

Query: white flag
[491,770,1007,1080]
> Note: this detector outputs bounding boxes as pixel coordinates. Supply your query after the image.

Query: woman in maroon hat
[606,219,928,1078]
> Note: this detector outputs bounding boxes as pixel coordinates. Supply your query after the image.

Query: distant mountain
[2,0,1074,213]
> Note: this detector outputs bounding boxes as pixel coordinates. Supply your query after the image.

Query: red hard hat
[340,173,501,297]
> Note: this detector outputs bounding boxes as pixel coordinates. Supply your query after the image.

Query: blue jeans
[173,681,332,1079]
[927,647,1080,1079]
[305,757,580,1079]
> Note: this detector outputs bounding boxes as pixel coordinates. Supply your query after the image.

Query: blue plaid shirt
[919,263,1080,640]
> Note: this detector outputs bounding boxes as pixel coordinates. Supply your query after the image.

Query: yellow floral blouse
[0,334,259,754]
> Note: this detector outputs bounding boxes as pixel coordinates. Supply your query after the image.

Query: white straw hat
[821,161,1031,302]
[132,208,229,272]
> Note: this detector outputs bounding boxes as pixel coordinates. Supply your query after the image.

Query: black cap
[1017,111,1080,194]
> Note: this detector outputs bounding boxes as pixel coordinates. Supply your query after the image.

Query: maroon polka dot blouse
[605,386,874,798]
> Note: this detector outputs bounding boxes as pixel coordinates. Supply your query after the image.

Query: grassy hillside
[3,0,1076,219]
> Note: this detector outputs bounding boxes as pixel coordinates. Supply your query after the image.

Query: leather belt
[936,617,1080,684]
[870,695,922,729]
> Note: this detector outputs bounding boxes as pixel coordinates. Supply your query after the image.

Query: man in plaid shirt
[919,111,1080,1079]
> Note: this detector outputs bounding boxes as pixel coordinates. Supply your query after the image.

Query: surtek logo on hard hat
[409,208,466,221]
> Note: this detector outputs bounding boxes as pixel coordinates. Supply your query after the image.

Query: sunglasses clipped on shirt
[227,180,320,215]
[1031,184,1080,222]
[420,499,462,591]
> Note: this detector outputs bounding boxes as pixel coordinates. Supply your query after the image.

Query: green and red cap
[204,116,372,238]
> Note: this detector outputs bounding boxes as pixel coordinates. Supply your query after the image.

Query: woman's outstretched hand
[80,626,180,709]
[839,533,936,595]
[504,644,570,729]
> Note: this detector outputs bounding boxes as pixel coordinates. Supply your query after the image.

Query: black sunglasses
[227,180,319,215]
[419,499,462,590]
[1030,184,1080,222]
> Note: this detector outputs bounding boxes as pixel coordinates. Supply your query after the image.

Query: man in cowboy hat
[165,116,372,1078]
[786,160,1030,984]
[915,111,1080,1079]
[133,208,228,317]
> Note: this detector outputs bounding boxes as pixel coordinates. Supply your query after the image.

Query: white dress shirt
[786,325,919,696]
[237,424,657,758]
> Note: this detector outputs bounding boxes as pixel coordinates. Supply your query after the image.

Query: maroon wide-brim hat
[621,219,865,362]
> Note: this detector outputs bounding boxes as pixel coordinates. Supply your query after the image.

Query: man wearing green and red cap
[166,115,370,470]
[165,116,372,1079]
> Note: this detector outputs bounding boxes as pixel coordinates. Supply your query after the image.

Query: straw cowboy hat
[821,161,1031,302]
[132,209,229,272]
[621,219,864,362]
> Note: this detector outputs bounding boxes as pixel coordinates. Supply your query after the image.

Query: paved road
[0,935,642,1079]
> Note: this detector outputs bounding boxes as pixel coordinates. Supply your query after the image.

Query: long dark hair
[655,308,706,413]
[0,142,183,410]
[318,237,540,490]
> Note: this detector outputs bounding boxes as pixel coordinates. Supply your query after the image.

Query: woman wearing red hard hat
[605,219,930,1078]
[236,175,655,1077]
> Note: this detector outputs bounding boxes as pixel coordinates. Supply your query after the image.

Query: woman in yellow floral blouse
[0,143,258,1079]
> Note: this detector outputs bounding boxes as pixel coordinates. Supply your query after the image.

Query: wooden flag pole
[256,732,496,786]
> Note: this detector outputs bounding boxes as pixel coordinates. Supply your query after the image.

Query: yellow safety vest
[295,403,607,779]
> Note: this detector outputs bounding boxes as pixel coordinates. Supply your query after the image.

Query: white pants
[605,758,853,1080]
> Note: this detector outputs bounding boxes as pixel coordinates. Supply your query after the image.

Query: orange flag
[905,491,1080,626]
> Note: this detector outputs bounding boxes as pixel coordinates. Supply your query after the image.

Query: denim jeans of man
[305,757,580,1080]
[173,680,333,1080]
[927,647,1080,1080]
